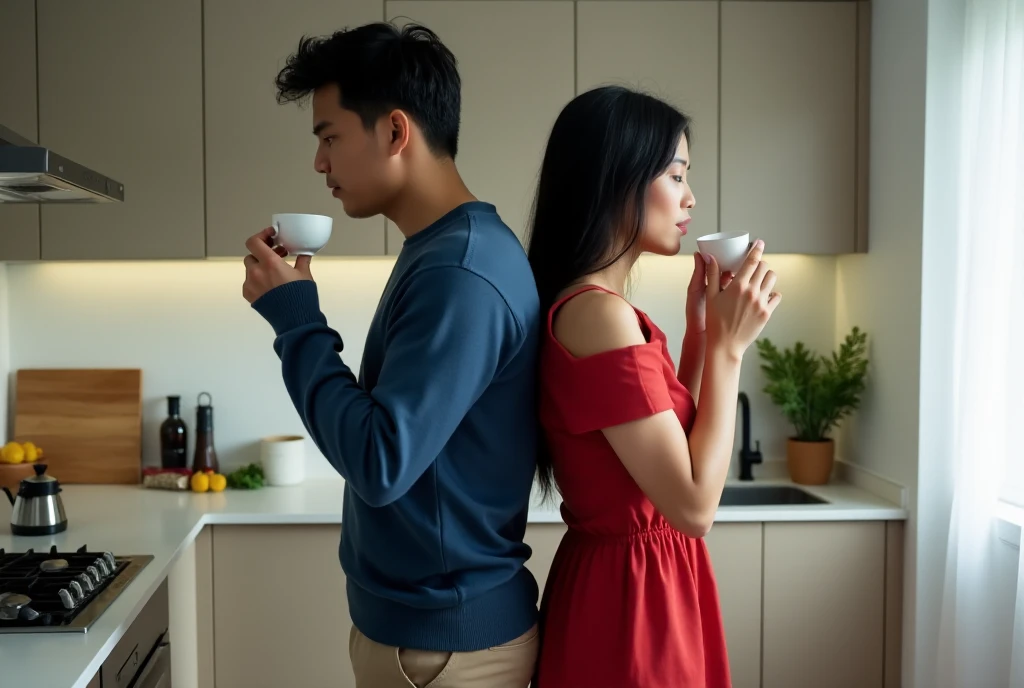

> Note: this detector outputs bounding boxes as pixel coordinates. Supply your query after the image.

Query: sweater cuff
[251,280,326,335]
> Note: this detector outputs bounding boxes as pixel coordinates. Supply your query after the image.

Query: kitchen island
[0,475,907,688]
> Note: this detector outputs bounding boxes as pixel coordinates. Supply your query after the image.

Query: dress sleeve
[547,341,675,434]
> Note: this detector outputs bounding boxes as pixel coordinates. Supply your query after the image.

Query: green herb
[755,326,869,442]
[226,463,264,490]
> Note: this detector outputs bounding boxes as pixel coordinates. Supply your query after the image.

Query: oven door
[130,634,172,688]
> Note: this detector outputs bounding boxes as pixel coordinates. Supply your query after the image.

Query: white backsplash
[1,252,837,481]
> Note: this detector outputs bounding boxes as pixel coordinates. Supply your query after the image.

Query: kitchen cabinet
[206,519,900,688]
[0,0,41,261]
[385,1,575,253]
[720,1,860,254]
[576,1,720,239]
[203,0,386,258]
[211,524,353,688]
[705,523,763,688]
[761,521,885,688]
[36,0,206,260]
[524,522,567,595]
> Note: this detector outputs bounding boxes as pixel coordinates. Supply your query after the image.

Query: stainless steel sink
[719,485,827,507]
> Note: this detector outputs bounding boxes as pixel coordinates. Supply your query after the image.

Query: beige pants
[349,623,539,688]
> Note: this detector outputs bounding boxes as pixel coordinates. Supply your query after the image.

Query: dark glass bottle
[192,392,219,473]
[159,395,188,469]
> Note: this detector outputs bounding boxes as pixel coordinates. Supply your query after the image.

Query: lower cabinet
[704,522,764,688]
[707,521,900,688]
[196,520,902,688]
[211,524,351,688]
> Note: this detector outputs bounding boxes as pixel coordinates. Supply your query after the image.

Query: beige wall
[3,253,836,480]
[833,0,935,685]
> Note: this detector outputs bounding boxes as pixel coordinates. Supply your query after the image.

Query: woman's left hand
[685,252,732,335]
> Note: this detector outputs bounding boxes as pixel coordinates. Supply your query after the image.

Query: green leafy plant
[226,463,264,490]
[755,327,869,442]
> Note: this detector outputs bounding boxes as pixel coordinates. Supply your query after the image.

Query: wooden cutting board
[13,368,143,484]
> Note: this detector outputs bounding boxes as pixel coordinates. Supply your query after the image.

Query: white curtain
[936,0,1024,685]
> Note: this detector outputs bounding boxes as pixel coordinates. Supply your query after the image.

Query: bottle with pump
[159,395,188,469]
[192,391,219,474]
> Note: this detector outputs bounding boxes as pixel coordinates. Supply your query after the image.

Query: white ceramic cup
[270,213,333,256]
[696,231,752,274]
[259,435,306,486]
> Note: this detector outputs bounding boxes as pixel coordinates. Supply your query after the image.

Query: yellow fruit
[209,474,227,492]
[1,442,25,464]
[190,472,210,493]
[22,442,40,462]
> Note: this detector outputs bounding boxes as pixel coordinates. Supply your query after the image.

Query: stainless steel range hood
[0,124,124,204]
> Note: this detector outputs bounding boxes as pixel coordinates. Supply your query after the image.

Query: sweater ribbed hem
[347,567,539,652]
[251,280,325,335]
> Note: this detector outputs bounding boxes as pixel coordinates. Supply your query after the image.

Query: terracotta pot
[786,438,835,485]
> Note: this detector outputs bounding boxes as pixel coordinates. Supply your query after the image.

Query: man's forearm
[678,330,706,401]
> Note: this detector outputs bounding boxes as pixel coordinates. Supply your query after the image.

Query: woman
[526,85,781,687]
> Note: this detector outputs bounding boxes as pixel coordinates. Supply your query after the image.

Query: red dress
[534,285,732,688]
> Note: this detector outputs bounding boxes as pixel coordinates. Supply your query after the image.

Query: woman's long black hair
[525,84,693,501]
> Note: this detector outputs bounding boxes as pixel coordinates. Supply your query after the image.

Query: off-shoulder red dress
[534,285,732,688]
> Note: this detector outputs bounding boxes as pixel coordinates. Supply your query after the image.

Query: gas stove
[0,544,153,633]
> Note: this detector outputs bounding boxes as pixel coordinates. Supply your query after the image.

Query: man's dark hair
[274,21,461,159]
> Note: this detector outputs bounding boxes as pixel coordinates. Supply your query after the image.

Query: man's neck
[386,160,478,238]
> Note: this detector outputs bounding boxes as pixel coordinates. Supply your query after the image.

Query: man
[240,22,541,688]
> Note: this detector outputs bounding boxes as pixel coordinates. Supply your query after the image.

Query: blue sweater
[252,201,541,652]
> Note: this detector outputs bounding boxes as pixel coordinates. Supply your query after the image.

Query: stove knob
[69,580,84,603]
[94,558,110,577]
[77,572,94,593]
[58,588,75,610]
[86,565,101,584]
[103,552,117,571]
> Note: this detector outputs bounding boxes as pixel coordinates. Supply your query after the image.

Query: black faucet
[737,392,762,481]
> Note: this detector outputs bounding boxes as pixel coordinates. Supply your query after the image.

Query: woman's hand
[705,239,781,360]
[685,251,733,335]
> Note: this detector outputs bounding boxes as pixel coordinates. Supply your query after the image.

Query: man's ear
[385,109,411,156]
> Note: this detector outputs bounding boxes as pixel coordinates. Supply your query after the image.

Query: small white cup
[259,435,306,486]
[270,213,333,256]
[696,232,752,274]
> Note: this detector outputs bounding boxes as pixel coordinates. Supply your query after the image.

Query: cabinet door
[524,522,567,595]
[704,523,763,688]
[0,0,41,261]
[212,525,353,688]
[36,1,205,260]
[762,521,885,688]
[385,1,575,253]
[577,1,719,241]
[204,0,386,258]
[720,1,857,254]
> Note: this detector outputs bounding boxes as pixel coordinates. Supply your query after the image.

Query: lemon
[1,442,25,464]
[22,442,40,462]
[190,472,210,493]
[209,474,227,492]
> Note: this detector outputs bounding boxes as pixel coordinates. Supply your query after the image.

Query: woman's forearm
[677,331,706,401]
[685,345,743,513]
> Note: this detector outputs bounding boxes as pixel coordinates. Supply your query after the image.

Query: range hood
[0,124,124,204]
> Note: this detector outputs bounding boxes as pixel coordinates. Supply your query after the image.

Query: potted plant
[754,327,869,485]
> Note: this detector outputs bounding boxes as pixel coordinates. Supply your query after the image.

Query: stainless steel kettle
[2,464,68,536]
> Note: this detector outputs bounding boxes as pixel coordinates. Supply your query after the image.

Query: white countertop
[0,477,905,688]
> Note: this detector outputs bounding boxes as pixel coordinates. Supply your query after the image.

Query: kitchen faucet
[737,392,763,481]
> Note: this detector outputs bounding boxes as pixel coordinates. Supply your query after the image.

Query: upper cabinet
[577,1,720,240]
[36,0,206,260]
[385,1,575,253]
[720,1,860,254]
[0,0,41,261]
[2,0,868,263]
[203,0,386,258]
